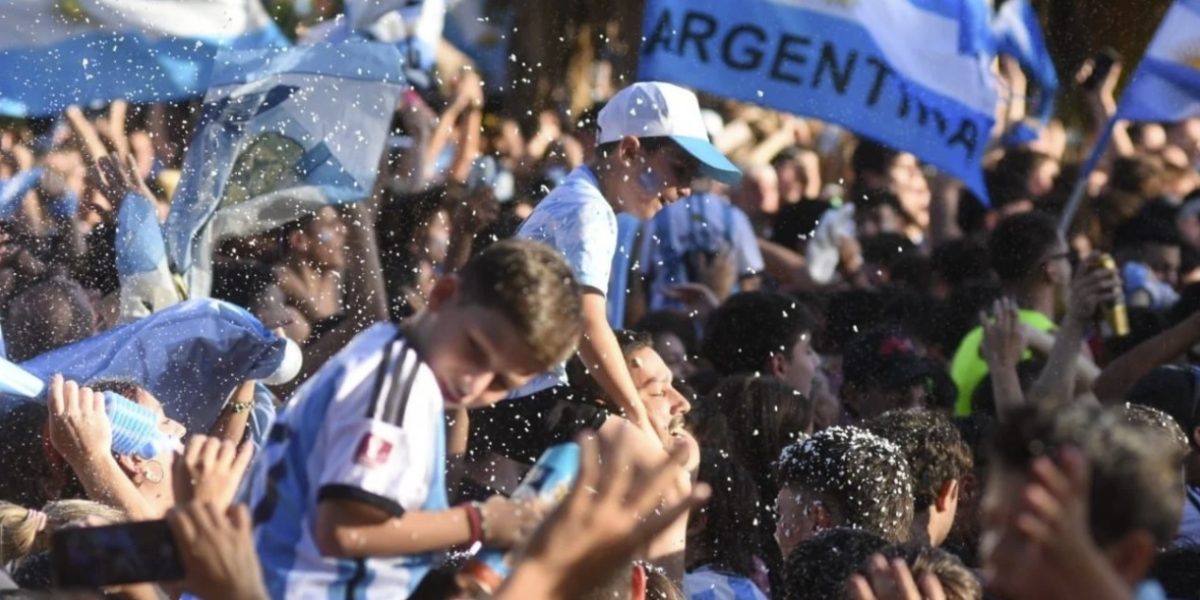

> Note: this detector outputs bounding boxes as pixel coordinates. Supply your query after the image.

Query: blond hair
[0,500,128,565]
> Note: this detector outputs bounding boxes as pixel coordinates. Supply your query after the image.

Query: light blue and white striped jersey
[244,323,447,599]
[684,567,769,600]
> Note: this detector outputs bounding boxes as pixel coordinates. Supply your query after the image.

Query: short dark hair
[852,139,901,180]
[702,292,815,376]
[782,528,887,600]
[456,240,583,369]
[689,449,764,578]
[1149,545,1200,600]
[988,212,1061,284]
[876,544,982,600]
[991,404,1185,546]
[1124,365,1200,443]
[567,329,653,404]
[865,409,973,510]
[987,147,1053,207]
[777,426,915,543]
[635,311,699,358]
[4,276,96,362]
[692,375,812,498]
[1113,213,1183,253]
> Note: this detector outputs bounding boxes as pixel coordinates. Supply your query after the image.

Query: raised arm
[1028,263,1120,408]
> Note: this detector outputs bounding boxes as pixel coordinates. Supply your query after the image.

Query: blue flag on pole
[638,0,997,204]
[116,192,181,322]
[1117,0,1200,123]
[163,41,406,297]
[993,0,1059,144]
[0,0,288,118]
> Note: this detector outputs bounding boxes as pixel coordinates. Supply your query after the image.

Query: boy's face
[774,483,818,557]
[776,332,819,397]
[612,137,696,220]
[421,298,545,410]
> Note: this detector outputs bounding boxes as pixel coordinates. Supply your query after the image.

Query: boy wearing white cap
[468,82,740,462]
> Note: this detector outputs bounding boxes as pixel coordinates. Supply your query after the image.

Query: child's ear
[427,275,460,311]
[1105,530,1157,585]
[935,479,960,512]
[618,135,641,163]
[1191,425,1200,449]
[767,353,786,378]
[811,499,834,533]
[630,563,647,600]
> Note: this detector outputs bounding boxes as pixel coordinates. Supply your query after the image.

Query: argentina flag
[21,299,295,435]
[163,41,405,297]
[1117,0,1200,123]
[639,0,998,203]
[993,0,1058,143]
[116,192,181,322]
[0,0,288,118]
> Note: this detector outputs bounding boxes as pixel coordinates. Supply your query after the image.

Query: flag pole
[1058,115,1117,234]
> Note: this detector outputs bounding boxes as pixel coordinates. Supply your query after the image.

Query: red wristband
[461,502,483,547]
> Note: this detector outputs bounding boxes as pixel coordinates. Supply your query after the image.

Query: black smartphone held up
[1082,47,1123,91]
[51,520,184,588]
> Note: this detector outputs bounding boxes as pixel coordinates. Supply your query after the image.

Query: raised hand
[172,434,255,508]
[47,374,113,468]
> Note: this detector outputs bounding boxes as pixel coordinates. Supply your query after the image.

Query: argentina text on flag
[638,0,997,203]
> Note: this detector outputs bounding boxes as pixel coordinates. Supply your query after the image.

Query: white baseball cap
[596,82,742,184]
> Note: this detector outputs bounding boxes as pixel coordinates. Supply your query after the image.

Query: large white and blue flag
[20,299,290,436]
[0,0,288,118]
[116,192,181,322]
[1116,0,1200,123]
[163,41,405,297]
[993,0,1058,144]
[639,0,998,203]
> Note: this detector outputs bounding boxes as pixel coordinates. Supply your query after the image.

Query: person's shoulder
[1017,309,1056,331]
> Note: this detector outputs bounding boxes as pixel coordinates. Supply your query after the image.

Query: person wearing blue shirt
[468,82,742,467]
[639,191,763,313]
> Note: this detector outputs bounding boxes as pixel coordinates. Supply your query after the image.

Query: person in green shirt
[951,213,1072,415]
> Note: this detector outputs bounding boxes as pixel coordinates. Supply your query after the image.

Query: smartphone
[51,520,184,588]
[1082,47,1123,91]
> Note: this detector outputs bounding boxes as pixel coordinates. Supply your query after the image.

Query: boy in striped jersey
[243,239,583,599]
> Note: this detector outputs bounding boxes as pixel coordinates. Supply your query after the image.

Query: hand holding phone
[167,502,268,600]
[1079,48,1122,91]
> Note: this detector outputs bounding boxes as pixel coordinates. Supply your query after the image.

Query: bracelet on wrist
[460,501,484,549]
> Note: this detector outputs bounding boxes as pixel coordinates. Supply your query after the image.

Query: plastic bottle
[0,358,180,459]
[103,392,183,459]
[456,442,581,595]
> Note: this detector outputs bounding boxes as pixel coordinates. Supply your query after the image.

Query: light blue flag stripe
[0,2,288,118]
[1116,0,1200,123]
[163,41,405,297]
[994,0,1058,143]
[638,0,996,204]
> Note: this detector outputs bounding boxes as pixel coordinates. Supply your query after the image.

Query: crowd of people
[0,1,1199,599]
